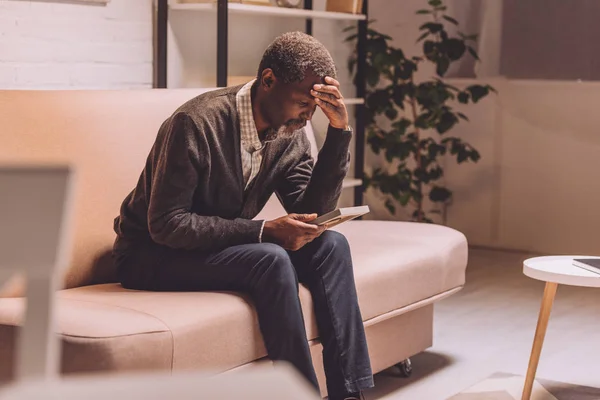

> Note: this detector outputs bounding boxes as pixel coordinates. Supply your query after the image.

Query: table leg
[521,282,558,400]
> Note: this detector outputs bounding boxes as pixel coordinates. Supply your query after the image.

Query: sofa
[0,89,468,396]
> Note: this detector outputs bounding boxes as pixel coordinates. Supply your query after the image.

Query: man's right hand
[263,213,327,251]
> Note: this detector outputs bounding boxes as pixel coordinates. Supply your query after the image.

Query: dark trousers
[113,230,374,399]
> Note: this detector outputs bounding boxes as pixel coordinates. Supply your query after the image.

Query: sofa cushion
[0,220,466,375]
[335,220,467,322]
[0,297,169,338]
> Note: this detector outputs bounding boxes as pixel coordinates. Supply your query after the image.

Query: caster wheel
[396,358,412,377]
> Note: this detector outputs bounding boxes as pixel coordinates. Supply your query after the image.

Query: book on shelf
[177,0,274,6]
[572,258,600,275]
[326,0,363,14]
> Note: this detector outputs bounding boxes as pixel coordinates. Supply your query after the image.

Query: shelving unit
[156,0,368,205]
[169,2,366,20]
[344,98,365,105]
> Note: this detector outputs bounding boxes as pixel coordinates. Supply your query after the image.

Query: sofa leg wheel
[396,358,412,377]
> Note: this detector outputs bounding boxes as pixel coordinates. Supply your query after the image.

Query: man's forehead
[289,74,325,94]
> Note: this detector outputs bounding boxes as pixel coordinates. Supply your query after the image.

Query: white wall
[442,79,600,256]
[0,0,153,89]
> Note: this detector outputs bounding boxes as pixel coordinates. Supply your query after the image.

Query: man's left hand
[311,76,349,130]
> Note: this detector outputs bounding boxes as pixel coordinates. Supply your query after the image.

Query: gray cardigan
[113,85,351,253]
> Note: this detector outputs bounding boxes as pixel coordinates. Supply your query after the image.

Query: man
[112,32,373,400]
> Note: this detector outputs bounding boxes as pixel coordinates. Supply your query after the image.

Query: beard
[281,118,307,134]
[262,119,306,141]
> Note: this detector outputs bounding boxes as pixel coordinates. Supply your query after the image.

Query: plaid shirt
[236,79,267,241]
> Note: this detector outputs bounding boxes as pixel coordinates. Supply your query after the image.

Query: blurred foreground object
[0,363,318,400]
[0,166,75,381]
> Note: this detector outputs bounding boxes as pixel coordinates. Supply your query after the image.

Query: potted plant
[346,0,496,223]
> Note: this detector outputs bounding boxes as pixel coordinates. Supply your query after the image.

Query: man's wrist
[329,123,352,131]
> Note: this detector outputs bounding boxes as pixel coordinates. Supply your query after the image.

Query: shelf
[169,2,367,21]
[342,178,362,189]
[345,98,364,105]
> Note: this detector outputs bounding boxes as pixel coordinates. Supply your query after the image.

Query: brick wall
[0,0,153,89]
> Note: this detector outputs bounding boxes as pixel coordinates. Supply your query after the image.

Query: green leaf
[428,0,442,6]
[390,49,405,63]
[392,118,412,134]
[368,28,389,37]
[436,56,450,76]
[367,37,388,55]
[366,89,391,113]
[435,111,459,134]
[373,52,388,70]
[415,81,452,108]
[416,31,430,42]
[416,9,432,14]
[411,209,424,222]
[466,84,489,102]
[442,15,459,25]
[414,113,431,129]
[457,112,469,121]
[414,167,428,182]
[428,143,446,158]
[392,86,407,108]
[468,46,480,61]
[445,38,466,61]
[398,192,411,206]
[420,22,444,33]
[470,149,481,162]
[385,108,398,120]
[457,91,469,104]
[428,165,444,180]
[384,199,396,215]
[347,57,356,75]
[457,149,469,163]
[429,186,452,202]
[423,40,437,58]
[342,25,356,32]
[345,33,358,42]
[396,60,417,80]
[442,137,462,155]
[366,66,380,87]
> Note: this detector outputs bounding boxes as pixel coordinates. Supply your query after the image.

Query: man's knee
[317,230,351,255]
[252,243,298,290]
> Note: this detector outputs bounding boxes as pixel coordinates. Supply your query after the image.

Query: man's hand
[263,213,327,251]
[311,76,349,130]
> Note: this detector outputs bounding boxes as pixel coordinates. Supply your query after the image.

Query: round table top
[523,255,600,288]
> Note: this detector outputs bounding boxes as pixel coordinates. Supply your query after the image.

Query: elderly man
[112,32,373,400]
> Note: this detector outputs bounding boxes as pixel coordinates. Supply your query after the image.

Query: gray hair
[257,31,337,84]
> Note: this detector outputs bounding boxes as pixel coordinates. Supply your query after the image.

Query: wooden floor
[363,248,600,400]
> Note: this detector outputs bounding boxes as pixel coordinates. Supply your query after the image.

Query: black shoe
[344,392,365,400]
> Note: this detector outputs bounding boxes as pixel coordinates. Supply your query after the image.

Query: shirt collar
[236,79,263,152]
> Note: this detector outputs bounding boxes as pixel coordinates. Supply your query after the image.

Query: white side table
[521,255,600,400]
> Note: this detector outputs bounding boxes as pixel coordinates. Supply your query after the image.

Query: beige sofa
[0,89,468,396]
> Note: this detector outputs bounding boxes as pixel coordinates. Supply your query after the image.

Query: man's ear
[261,69,276,90]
